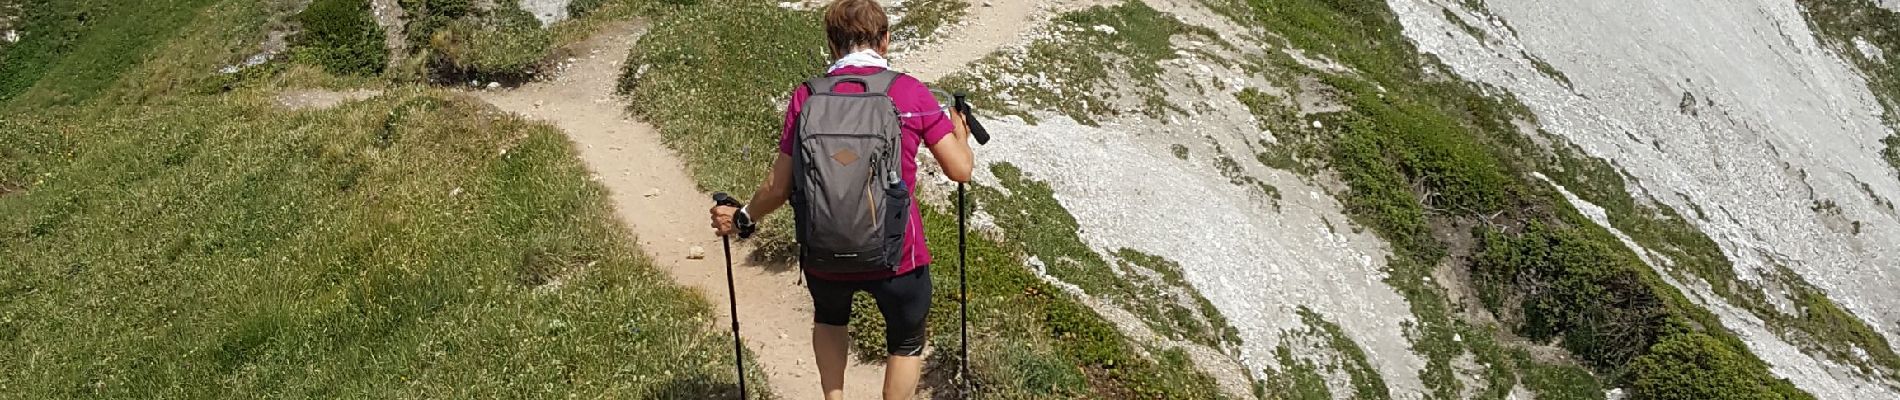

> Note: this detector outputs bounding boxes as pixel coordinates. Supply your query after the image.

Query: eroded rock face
[1388,0,1900,396]
[370,0,407,70]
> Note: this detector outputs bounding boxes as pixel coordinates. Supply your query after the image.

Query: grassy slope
[1,0,767,398]
[0,0,222,107]
[1201,0,1832,398]
[891,0,971,46]
[619,0,1233,398]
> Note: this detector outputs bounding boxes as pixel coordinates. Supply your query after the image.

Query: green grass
[1118,248,1245,348]
[110,0,309,104]
[1262,345,1335,400]
[936,0,1224,125]
[422,4,552,83]
[1513,350,1605,400]
[1236,87,1323,177]
[1541,134,1900,379]
[892,0,971,45]
[0,0,775,397]
[618,1,1235,396]
[1626,333,1796,400]
[0,0,221,107]
[0,91,771,398]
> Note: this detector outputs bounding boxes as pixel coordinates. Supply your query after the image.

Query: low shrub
[1472,222,1672,369]
[1627,333,1809,400]
[292,0,388,76]
[420,1,551,82]
[567,0,610,17]
[399,0,475,47]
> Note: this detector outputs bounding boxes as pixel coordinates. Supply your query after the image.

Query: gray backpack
[790,70,911,273]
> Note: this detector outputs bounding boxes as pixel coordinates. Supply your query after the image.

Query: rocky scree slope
[926,0,1900,399]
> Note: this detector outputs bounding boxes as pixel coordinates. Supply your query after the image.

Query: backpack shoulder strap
[804,70,905,96]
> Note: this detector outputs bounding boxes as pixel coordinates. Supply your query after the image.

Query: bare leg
[813,323,850,400]
[882,354,924,400]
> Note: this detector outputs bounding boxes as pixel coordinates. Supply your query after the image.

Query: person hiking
[708,0,976,399]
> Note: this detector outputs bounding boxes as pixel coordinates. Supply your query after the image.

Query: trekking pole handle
[711,192,756,239]
[952,93,991,146]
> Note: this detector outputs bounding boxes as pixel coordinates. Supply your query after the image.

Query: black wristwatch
[713,192,758,239]
[732,207,757,239]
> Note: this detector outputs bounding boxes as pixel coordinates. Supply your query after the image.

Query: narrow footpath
[473,23,888,400]
[471,0,1067,395]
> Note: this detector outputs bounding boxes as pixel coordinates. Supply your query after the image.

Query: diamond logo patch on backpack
[831,148,859,166]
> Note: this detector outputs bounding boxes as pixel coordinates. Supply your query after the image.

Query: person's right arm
[710,153,791,237]
[712,85,808,237]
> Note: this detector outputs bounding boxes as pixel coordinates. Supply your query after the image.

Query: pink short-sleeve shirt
[780,66,952,281]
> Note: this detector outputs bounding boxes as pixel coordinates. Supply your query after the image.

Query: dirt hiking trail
[897,0,1107,82]
[470,1,1070,396]
[895,0,1043,82]
[472,23,890,400]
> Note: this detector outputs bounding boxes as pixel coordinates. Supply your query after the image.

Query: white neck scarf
[828,49,891,73]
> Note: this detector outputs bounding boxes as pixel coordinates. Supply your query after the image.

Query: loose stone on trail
[687,246,706,260]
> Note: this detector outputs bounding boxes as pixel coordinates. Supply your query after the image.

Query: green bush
[424,2,551,81]
[399,0,475,47]
[1886,135,1900,174]
[1627,333,1807,400]
[1473,223,1672,370]
[292,0,388,76]
[567,0,610,17]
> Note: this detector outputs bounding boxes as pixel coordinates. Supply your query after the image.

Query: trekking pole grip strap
[711,193,757,239]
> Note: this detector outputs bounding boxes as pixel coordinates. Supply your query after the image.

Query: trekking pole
[712,193,751,399]
[952,93,989,399]
[957,182,971,399]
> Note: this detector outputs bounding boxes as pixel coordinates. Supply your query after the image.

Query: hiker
[707,0,975,399]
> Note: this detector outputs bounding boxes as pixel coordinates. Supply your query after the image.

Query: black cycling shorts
[806,265,932,357]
